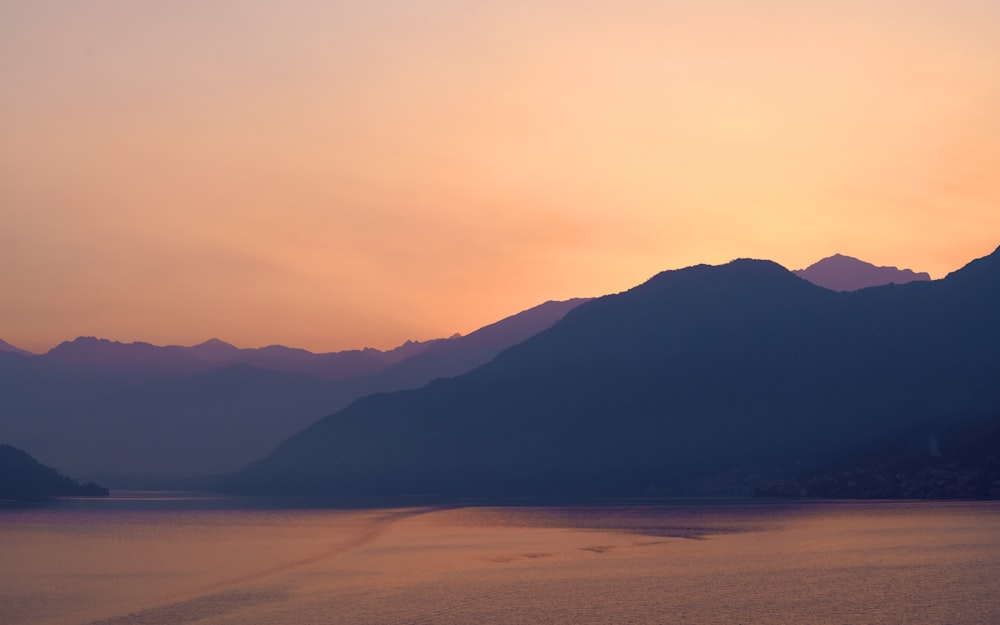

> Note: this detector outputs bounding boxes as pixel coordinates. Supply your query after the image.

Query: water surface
[2,494,998,624]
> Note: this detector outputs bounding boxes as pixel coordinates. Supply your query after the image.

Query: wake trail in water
[208,506,446,592]
[80,506,448,625]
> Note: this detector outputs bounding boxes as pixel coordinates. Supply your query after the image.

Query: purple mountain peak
[49,336,134,353]
[195,338,236,348]
[793,254,931,292]
[186,338,242,362]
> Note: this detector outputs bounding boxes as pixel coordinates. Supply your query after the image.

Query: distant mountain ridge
[0,249,925,365]
[38,335,443,380]
[0,298,587,485]
[0,338,33,357]
[794,254,931,291]
[227,246,1000,499]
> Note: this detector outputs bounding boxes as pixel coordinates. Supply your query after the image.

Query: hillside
[0,299,584,485]
[0,444,108,500]
[227,247,1000,498]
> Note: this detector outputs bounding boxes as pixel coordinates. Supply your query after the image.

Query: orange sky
[2,0,999,354]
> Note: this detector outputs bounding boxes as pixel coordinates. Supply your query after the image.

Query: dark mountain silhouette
[44,337,214,376]
[227,246,1000,499]
[369,338,449,365]
[228,344,390,379]
[794,254,931,291]
[0,299,585,485]
[368,299,591,390]
[0,338,34,357]
[0,444,108,500]
[40,336,423,380]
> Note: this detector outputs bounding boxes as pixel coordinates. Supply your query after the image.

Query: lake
[1,494,998,625]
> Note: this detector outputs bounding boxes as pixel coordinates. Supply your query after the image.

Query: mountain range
[3,250,984,497]
[226,247,1000,499]
[0,299,586,485]
[18,334,440,379]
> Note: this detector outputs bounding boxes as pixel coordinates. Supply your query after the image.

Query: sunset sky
[2,0,998,354]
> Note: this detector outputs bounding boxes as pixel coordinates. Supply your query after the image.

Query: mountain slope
[794,254,931,291]
[369,299,590,390]
[0,299,585,484]
[0,444,108,500]
[0,339,34,357]
[228,247,1000,498]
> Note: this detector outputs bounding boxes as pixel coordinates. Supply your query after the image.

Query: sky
[2,0,999,354]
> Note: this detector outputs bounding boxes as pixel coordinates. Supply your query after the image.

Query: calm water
[1,494,998,625]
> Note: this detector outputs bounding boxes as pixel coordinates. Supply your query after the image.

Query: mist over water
[2,494,998,625]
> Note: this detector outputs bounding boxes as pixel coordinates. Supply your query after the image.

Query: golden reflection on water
[1,498,998,625]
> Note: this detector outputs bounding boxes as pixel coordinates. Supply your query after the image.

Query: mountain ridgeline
[793,254,931,291]
[0,299,586,485]
[228,247,1000,498]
